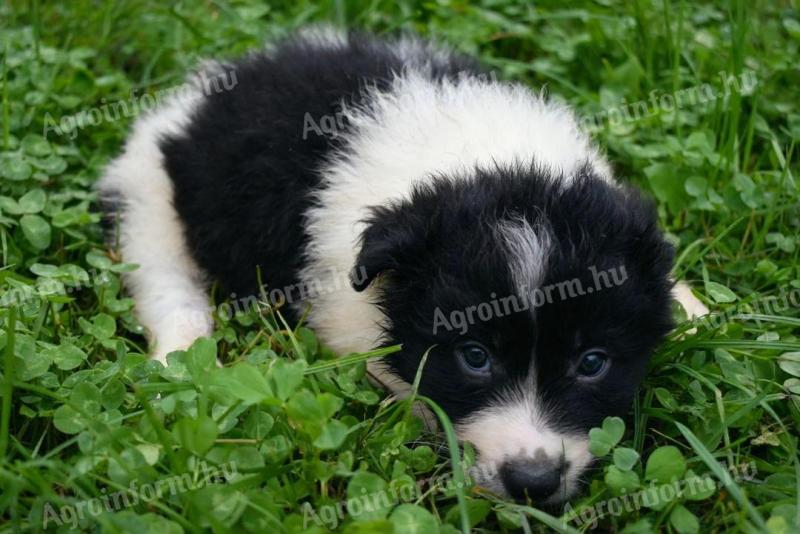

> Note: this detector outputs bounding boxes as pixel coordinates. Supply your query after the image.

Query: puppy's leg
[672,280,709,318]
[97,90,213,364]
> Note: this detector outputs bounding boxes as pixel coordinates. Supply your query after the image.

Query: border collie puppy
[97,28,707,503]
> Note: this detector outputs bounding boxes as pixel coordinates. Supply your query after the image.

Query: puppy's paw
[672,281,710,318]
[149,308,216,365]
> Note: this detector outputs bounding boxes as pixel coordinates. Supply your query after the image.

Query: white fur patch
[672,280,709,318]
[299,68,612,357]
[96,78,214,363]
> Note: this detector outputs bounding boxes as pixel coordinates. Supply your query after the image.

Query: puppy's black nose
[500,456,564,501]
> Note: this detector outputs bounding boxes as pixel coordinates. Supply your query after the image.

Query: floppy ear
[350,205,426,292]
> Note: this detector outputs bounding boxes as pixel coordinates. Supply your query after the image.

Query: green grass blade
[675,422,768,531]
[415,395,471,534]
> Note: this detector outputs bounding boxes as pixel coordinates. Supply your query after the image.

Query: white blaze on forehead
[496,217,552,299]
[456,385,593,501]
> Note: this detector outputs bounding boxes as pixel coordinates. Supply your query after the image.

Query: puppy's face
[352,166,675,504]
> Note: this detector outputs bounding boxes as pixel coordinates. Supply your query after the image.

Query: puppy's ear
[350,205,426,292]
[623,190,675,280]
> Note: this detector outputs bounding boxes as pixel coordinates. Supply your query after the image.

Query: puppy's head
[352,164,675,504]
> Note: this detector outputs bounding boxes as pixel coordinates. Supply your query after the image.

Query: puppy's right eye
[577,350,609,379]
[456,342,492,375]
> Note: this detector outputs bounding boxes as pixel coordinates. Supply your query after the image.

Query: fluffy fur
[97,27,706,503]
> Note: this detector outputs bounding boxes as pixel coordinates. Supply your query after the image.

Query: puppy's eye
[577,350,608,378]
[456,342,492,374]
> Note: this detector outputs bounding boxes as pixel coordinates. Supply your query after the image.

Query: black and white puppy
[98,28,707,503]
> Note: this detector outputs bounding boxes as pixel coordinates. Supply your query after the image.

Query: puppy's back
[160,29,480,299]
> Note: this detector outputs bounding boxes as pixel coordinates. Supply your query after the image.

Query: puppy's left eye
[456,342,492,375]
[577,350,609,378]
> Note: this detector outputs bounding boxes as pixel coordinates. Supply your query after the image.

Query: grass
[1,0,799,532]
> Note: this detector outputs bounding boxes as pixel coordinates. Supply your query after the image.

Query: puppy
[97,28,707,503]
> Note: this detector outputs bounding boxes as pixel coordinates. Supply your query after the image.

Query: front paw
[672,281,710,318]
[149,308,215,365]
